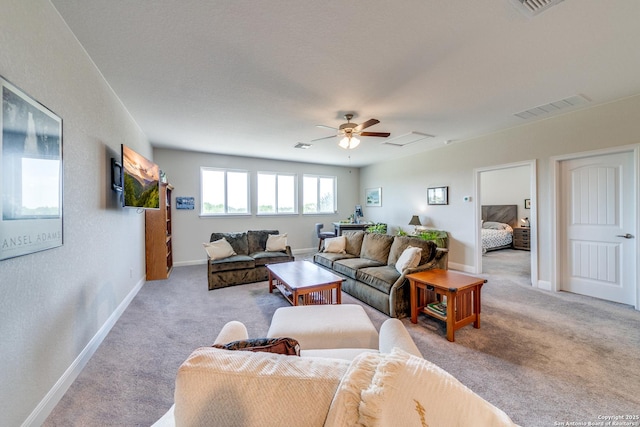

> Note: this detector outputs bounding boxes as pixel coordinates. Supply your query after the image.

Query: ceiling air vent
[510,0,565,16]
[514,94,590,120]
[382,131,434,147]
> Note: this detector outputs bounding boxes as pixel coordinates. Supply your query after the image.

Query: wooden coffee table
[267,261,343,306]
[407,269,486,342]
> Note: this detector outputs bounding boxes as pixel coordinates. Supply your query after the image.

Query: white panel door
[560,151,636,304]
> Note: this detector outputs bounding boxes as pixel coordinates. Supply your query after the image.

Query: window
[201,167,249,215]
[303,175,336,214]
[257,172,297,214]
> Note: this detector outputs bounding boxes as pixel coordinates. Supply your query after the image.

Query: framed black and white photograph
[524,198,531,209]
[365,187,381,207]
[427,186,448,205]
[1,76,63,260]
[176,196,195,210]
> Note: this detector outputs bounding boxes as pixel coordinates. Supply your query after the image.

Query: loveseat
[205,230,293,290]
[152,314,517,427]
[313,230,448,318]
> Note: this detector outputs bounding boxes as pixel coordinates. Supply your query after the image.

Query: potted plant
[366,223,388,234]
[416,229,448,249]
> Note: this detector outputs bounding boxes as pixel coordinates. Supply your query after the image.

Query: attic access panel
[382,132,434,147]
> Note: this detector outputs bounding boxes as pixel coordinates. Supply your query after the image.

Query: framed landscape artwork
[1,76,63,260]
[427,186,448,205]
[365,187,381,207]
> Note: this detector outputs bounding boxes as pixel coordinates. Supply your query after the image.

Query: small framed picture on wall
[365,187,382,207]
[524,198,531,209]
[176,197,195,210]
[427,186,448,205]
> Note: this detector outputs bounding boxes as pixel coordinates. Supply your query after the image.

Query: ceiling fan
[312,114,390,149]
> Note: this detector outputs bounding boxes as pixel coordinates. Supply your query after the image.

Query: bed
[481,205,517,253]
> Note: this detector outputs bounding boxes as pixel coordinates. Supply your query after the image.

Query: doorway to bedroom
[475,161,537,286]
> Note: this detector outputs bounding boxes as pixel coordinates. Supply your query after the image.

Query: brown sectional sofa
[207,230,294,290]
[314,231,448,318]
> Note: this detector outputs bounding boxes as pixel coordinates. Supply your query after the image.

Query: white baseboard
[537,280,552,291]
[448,262,474,273]
[174,259,206,267]
[293,247,316,255]
[22,276,146,427]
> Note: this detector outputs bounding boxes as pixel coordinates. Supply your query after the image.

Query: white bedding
[482,228,513,251]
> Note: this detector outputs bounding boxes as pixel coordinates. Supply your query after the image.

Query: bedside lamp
[409,215,422,233]
[521,217,530,228]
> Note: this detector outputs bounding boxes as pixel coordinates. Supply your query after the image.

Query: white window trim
[257,171,298,215]
[200,167,250,216]
[303,174,337,215]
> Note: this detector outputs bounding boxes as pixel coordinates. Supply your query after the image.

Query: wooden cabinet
[145,182,174,280]
[513,227,530,251]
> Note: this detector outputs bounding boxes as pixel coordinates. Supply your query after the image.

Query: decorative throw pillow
[354,348,517,427]
[323,235,347,253]
[343,230,365,255]
[203,238,236,260]
[395,246,423,273]
[482,221,509,230]
[213,337,300,356]
[327,349,516,426]
[266,233,288,252]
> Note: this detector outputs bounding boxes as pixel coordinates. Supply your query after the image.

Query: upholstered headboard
[481,205,518,229]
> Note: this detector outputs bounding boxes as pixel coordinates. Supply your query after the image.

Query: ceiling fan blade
[310,135,337,142]
[360,131,390,138]
[353,118,380,132]
[315,124,338,130]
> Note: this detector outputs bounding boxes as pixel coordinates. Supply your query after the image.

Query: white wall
[480,165,531,222]
[0,2,151,425]
[2,3,640,425]
[152,148,361,264]
[360,94,640,281]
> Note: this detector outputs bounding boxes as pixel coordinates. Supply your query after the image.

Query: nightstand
[513,227,530,251]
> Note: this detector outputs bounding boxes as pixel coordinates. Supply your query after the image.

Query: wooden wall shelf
[145,182,174,280]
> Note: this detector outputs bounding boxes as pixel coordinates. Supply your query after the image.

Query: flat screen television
[119,144,160,209]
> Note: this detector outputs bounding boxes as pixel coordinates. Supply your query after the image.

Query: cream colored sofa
[153,312,518,427]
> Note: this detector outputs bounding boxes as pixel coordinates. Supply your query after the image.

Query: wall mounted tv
[119,144,160,209]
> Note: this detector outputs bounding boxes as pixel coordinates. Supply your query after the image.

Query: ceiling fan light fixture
[339,136,360,149]
[316,113,387,149]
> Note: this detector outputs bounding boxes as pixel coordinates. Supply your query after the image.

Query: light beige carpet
[45,250,640,426]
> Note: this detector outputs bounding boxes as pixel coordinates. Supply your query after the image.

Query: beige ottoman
[266,304,378,350]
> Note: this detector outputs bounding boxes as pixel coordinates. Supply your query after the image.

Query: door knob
[616,233,635,239]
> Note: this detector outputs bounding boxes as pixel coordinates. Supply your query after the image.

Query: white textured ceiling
[51,0,640,167]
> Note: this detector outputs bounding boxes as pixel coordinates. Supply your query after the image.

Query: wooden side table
[407,269,486,342]
[513,227,531,250]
